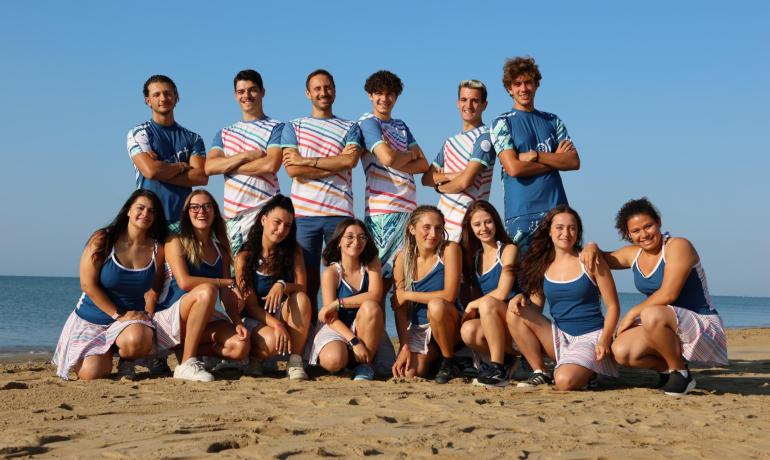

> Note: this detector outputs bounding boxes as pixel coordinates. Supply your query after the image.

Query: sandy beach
[1,328,768,459]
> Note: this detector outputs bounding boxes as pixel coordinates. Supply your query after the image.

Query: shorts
[552,324,619,377]
[226,210,260,257]
[407,323,432,355]
[296,216,348,273]
[305,320,397,376]
[505,211,547,254]
[365,212,410,279]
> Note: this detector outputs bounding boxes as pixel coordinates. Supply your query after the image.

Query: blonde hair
[402,205,447,290]
[178,190,231,269]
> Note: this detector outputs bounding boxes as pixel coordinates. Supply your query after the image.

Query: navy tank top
[476,242,520,301]
[332,263,369,327]
[632,234,715,315]
[75,243,158,325]
[409,255,462,325]
[157,241,223,311]
[543,262,605,336]
[245,258,294,319]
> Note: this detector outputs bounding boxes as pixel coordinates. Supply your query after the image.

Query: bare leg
[478,297,508,364]
[177,284,217,362]
[506,301,554,371]
[317,340,349,373]
[282,292,312,355]
[411,345,439,378]
[639,306,685,370]
[460,319,486,355]
[613,325,669,371]
[74,353,114,380]
[554,364,594,391]
[427,299,460,359]
[355,300,384,363]
[198,320,250,361]
[115,324,154,360]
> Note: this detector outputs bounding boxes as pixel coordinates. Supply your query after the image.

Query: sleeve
[358,117,385,152]
[490,117,513,155]
[469,132,495,168]
[432,142,446,170]
[267,122,284,148]
[343,123,363,146]
[553,115,571,143]
[191,134,206,158]
[280,122,298,148]
[404,124,417,148]
[209,130,224,153]
[127,126,151,158]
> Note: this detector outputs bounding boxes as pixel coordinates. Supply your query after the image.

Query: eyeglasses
[343,234,368,242]
[189,203,214,213]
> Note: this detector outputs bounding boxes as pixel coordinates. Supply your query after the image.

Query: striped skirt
[407,323,432,355]
[670,306,728,366]
[52,311,154,380]
[306,321,396,376]
[552,324,619,377]
[152,299,182,352]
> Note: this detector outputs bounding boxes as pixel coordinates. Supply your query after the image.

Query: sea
[1,275,768,357]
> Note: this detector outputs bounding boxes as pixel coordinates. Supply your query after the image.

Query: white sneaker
[173,358,215,382]
[116,359,137,381]
[286,354,307,380]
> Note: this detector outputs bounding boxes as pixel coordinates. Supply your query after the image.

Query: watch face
[349,337,360,347]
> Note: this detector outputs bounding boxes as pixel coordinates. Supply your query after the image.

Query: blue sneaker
[352,364,375,381]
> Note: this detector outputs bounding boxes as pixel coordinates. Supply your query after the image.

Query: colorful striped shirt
[280,117,362,217]
[433,125,496,241]
[359,113,419,216]
[209,118,283,218]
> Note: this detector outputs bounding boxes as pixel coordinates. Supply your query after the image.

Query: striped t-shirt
[359,113,419,216]
[433,125,496,241]
[210,118,283,218]
[281,117,362,217]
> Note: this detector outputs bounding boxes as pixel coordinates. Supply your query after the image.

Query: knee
[192,284,217,309]
[478,297,502,317]
[357,300,382,323]
[554,371,582,391]
[426,299,450,322]
[460,320,479,346]
[611,341,631,365]
[640,307,667,330]
[320,349,348,373]
[118,330,153,358]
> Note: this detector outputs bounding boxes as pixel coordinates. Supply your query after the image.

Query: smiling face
[187,193,215,231]
[261,207,294,246]
[469,209,496,244]
[368,91,397,119]
[549,212,579,252]
[127,196,156,230]
[626,213,663,252]
[457,87,487,126]
[339,224,368,259]
[306,74,336,112]
[507,74,538,111]
[234,79,264,117]
[409,211,445,251]
[144,82,178,115]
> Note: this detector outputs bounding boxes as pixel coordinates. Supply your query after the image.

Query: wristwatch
[348,337,361,348]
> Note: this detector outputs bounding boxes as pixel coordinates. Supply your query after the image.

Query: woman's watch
[348,337,361,349]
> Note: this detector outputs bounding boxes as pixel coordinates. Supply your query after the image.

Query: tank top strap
[660,232,671,263]
[330,262,343,289]
[211,237,223,264]
[578,260,596,286]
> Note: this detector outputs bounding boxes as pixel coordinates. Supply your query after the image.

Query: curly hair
[459,200,512,294]
[322,218,378,267]
[502,56,542,90]
[177,189,231,269]
[239,195,297,292]
[519,205,583,296]
[364,70,403,96]
[615,197,662,242]
[89,189,168,265]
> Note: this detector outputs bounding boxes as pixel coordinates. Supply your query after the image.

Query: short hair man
[422,79,496,242]
[358,70,429,283]
[281,69,363,313]
[490,57,580,252]
[127,75,208,224]
[205,69,284,255]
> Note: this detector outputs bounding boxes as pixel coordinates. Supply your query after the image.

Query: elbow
[285,166,299,178]
[194,175,209,186]
[421,174,432,186]
[141,167,160,180]
[505,165,524,178]
[204,163,217,176]
[566,157,580,171]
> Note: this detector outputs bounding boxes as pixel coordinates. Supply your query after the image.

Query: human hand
[462,300,480,322]
[319,303,338,324]
[262,283,285,314]
[272,322,291,355]
[352,342,370,364]
[507,294,527,316]
[243,149,263,161]
[392,345,411,377]
[616,309,639,335]
[555,139,575,154]
[282,150,309,168]
[579,243,601,273]
[595,336,612,361]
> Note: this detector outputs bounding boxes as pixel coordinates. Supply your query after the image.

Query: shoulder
[322,264,341,281]
[666,236,697,257]
[86,228,109,248]
[501,243,519,260]
[175,123,202,139]
[128,122,151,136]
[443,241,462,257]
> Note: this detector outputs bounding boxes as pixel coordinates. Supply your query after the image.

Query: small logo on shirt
[480,140,492,152]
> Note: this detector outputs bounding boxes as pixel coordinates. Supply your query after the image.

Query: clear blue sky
[1,1,768,297]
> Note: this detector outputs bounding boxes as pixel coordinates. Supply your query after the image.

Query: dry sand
[1,328,768,459]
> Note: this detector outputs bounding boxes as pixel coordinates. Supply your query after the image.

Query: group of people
[53,57,728,397]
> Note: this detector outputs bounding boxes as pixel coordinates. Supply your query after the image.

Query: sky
[0,1,768,297]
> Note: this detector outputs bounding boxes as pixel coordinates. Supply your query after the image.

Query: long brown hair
[322,218,378,266]
[519,205,583,296]
[459,200,512,293]
[178,190,230,268]
[401,205,447,290]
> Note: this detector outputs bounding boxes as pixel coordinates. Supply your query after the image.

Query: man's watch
[348,337,361,348]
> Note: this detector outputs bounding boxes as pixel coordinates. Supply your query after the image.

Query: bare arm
[204,147,262,175]
[486,244,519,302]
[232,146,283,175]
[421,164,457,187]
[131,151,188,181]
[435,161,486,194]
[518,139,580,172]
[581,243,637,272]
[370,141,417,169]
[498,148,553,178]
[163,155,208,187]
[165,237,234,291]
[402,243,462,304]
[391,252,410,347]
[282,144,359,179]
[589,254,620,354]
[144,245,166,318]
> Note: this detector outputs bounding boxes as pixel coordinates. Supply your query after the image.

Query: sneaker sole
[664,378,696,397]
[472,379,509,388]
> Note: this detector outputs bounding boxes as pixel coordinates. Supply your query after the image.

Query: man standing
[359,70,429,288]
[205,69,284,255]
[422,79,496,242]
[490,57,580,252]
[281,69,362,313]
[127,75,208,224]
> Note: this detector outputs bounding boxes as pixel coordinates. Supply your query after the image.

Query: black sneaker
[474,362,509,388]
[516,370,553,387]
[512,357,533,382]
[456,356,478,378]
[661,371,696,397]
[434,358,460,384]
[148,356,173,377]
[652,371,670,389]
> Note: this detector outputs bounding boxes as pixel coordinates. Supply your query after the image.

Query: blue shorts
[296,216,347,273]
[504,211,547,254]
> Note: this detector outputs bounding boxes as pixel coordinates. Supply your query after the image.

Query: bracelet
[313,157,319,168]
[337,297,344,311]
[111,310,122,320]
[276,279,287,291]
[535,151,540,163]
